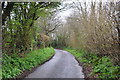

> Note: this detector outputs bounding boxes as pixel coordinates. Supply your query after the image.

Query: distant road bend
[26,49,84,78]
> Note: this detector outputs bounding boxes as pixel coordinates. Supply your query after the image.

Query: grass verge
[64,48,120,80]
[2,47,55,78]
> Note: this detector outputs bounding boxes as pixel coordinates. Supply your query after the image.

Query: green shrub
[93,57,120,79]
[2,47,55,78]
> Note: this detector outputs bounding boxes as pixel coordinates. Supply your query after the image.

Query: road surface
[26,49,84,78]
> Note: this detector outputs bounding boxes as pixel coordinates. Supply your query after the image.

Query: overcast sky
[57,0,118,23]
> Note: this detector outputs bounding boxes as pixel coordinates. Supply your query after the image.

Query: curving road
[26,49,84,78]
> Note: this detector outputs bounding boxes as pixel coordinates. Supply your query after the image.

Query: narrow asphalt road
[26,49,84,78]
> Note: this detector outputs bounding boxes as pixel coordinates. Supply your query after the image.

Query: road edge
[73,56,92,80]
[16,53,55,79]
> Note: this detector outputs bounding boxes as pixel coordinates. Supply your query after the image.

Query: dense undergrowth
[64,48,120,79]
[2,47,55,78]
